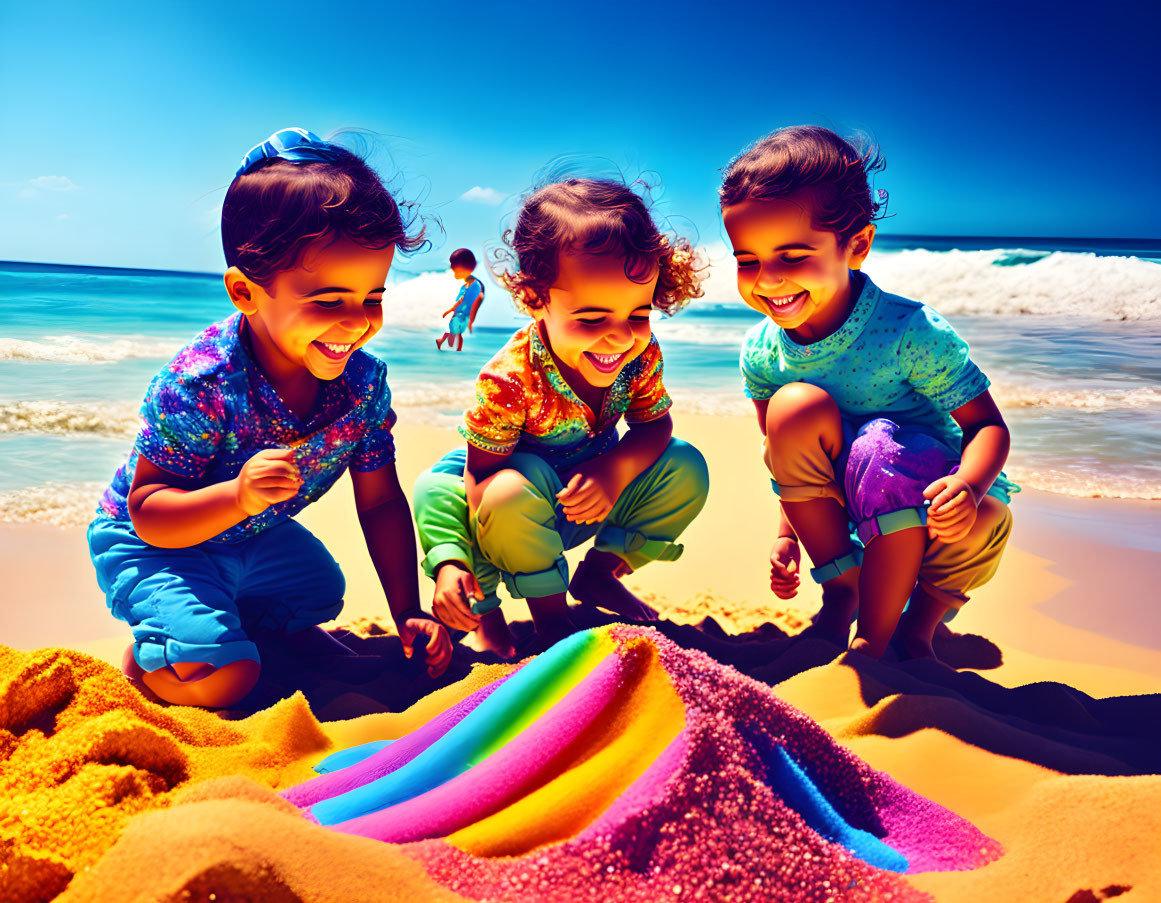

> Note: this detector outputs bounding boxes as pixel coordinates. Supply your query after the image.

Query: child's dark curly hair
[222,141,429,286]
[490,178,705,316]
[719,125,888,246]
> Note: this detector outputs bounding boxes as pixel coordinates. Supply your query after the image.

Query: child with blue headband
[87,128,453,707]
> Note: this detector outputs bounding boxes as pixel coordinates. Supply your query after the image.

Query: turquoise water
[2,245,1160,523]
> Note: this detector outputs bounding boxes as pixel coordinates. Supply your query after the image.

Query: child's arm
[467,295,484,333]
[752,399,802,595]
[924,390,1010,543]
[350,463,453,677]
[128,449,301,548]
[557,414,673,525]
[753,398,770,434]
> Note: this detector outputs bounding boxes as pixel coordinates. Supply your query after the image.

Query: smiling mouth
[584,350,627,374]
[313,340,356,360]
[759,291,807,316]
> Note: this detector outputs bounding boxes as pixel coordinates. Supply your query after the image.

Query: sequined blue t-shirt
[740,271,1019,499]
[96,312,397,543]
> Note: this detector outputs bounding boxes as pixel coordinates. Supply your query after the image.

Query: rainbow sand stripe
[286,626,1002,900]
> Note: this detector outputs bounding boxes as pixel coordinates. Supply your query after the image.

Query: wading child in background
[87,128,452,708]
[720,126,1018,659]
[436,247,485,351]
[414,176,709,654]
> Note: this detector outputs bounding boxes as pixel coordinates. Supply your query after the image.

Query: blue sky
[2,0,1158,275]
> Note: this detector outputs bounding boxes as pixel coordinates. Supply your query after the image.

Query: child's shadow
[222,611,1159,780]
[223,609,1003,721]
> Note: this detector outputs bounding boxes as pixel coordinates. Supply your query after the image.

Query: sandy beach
[3,412,1160,901]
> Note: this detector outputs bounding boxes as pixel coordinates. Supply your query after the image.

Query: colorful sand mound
[287,626,1002,901]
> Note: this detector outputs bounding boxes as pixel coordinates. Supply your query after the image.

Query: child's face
[534,251,657,389]
[451,264,473,280]
[231,235,395,381]
[722,194,873,339]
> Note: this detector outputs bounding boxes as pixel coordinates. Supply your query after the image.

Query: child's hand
[432,562,483,632]
[399,615,453,677]
[923,475,978,543]
[235,448,301,516]
[556,467,616,525]
[769,537,801,599]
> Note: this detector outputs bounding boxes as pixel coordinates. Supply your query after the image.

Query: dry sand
[2,413,1160,901]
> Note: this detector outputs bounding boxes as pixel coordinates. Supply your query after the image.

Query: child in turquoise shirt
[721,126,1017,660]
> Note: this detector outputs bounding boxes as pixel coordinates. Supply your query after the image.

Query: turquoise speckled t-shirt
[740,271,1018,499]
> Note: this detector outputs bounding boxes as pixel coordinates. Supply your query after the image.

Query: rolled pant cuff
[773,480,845,504]
[134,636,261,673]
[916,577,967,611]
[471,593,503,616]
[500,557,569,599]
[593,524,684,572]
[856,506,929,545]
[421,541,475,580]
[808,547,864,584]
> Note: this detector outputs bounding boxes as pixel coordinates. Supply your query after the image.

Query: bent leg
[898,495,1013,658]
[88,519,261,677]
[413,453,502,612]
[574,438,709,619]
[763,384,860,642]
[474,454,576,640]
[139,657,261,708]
[844,420,957,658]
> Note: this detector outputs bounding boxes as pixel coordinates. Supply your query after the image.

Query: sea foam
[0,335,181,364]
[692,247,1161,320]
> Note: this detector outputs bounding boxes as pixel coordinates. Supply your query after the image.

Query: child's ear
[846,224,876,270]
[223,267,259,314]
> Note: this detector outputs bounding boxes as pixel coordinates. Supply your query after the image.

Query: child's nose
[755,262,785,291]
[605,320,633,346]
[339,304,372,331]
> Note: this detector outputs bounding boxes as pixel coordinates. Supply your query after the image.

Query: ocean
[2,238,1160,526]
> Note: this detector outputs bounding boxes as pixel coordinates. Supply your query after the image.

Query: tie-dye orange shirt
[460,323,671,471]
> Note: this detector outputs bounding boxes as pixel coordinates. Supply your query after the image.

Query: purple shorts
[842,418,958,545]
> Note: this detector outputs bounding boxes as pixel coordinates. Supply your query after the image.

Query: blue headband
[235,127,331,176]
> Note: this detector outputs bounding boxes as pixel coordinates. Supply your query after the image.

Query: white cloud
[29,176,78,191]
[460,185,504,205]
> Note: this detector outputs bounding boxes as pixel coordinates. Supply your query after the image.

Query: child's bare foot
[569,549,658,621]
[799,584,858,646]
[474,609,516,659]
[534,613,579,650]
[893,628,938,660]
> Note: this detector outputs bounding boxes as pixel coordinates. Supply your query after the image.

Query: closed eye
[312,299,343,309]
[781,255,807,264]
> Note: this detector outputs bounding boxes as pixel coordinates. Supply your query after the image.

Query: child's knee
[766,383,840,433]
[477,469,540,520]
[764,384,844,467]
[976,494,1013,541]
[661,439,710,499]
[141,658,260,708]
